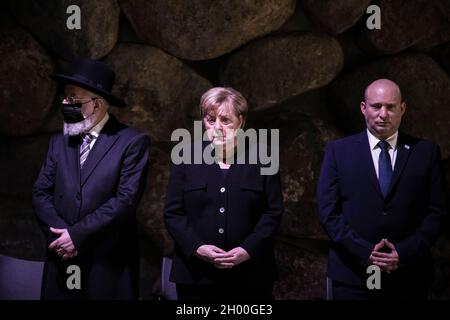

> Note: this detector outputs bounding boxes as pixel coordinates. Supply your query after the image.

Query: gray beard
[63,115,96,136]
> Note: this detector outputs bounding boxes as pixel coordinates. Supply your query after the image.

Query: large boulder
[8,0,120,60]
[429,160,450,299]
[329,53,450,158]
[119,0,295,60]
[221,33,343,111]
[37,102,64,134]
[335,29,368,71]
[445,160,450,201]
[442,42,450,75]
[105,44,211,143]
[300,0,370,34]
[252,110,342,239]
[0,134,51,199]
[0,23,55,136]
[276,3,316,34]
[274,238,328,299]
[431,234,450,299]
[0,196,46,261]
[358,0,450,54]
[137,146,174,257]
[37,60,66,135]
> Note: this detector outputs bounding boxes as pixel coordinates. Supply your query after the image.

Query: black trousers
[176,282,274,301]
[41,252,137,300]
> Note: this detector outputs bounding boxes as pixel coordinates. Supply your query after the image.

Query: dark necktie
[80,133,93,168]
[378,140,392,197]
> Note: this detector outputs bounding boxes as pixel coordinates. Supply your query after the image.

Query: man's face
[63,85,97,118]
[360,84,406,140]
[62,85,104,135]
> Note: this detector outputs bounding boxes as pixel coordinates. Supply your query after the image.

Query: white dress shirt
[367,129,398,179]
[85,113,109,150]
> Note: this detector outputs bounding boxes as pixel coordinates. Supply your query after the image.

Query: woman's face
[203,105,243,147]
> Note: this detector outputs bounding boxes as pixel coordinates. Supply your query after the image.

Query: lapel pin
[404,145,410,150]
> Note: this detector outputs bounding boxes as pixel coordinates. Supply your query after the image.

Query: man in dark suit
[317,79,447,299]
[32,58,150,299]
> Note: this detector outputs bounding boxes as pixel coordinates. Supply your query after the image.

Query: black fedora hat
[50,58,126,107]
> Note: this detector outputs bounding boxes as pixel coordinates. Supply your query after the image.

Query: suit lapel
[203,141,227,184]
[386,132,412,196]
[80,117,121,186]
[66,135,81,191]
[357,131,383,197]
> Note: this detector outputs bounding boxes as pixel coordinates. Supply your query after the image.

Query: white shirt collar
[87,113,109,138]
[367,129,398,150]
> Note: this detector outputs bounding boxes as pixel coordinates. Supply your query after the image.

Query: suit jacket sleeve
[163,163,204,259]
[32,135,70,241]
[68,134,150,250]
[394,144,447,266]
[239,171,283,260]
[317,142,374,266]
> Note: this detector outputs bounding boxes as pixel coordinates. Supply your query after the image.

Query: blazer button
[76,193,81,200]
[220,187,226,193]
[218,228,224,234]
[219,207,225,213]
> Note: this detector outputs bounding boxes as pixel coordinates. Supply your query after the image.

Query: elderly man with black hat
[32,58,150,300]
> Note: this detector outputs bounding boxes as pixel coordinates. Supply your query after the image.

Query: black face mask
[61,103,85,123]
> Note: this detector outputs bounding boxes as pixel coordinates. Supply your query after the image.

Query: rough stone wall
[0,0,449,299]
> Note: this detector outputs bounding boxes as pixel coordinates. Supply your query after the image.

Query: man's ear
[95,98,107,111]
[400,101,406,115]
[360,101,366,116]
[93,98,100,109]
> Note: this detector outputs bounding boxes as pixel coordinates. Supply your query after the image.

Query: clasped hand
[48,227,78,261]
[368,238,399,273]
[195,245,250,269]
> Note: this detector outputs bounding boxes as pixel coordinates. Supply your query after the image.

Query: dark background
[0,0,449,299]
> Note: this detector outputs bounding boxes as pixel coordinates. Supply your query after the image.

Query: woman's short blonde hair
[199,87,248,121]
